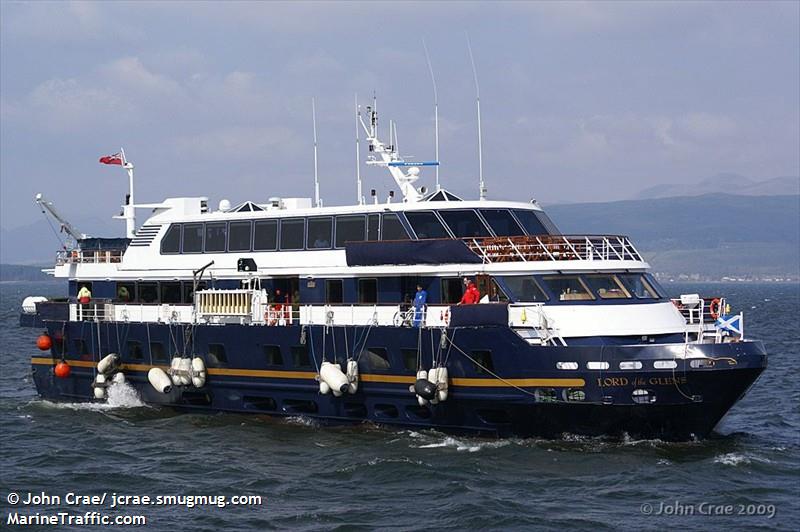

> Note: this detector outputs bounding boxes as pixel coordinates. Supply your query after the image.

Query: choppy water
[1,281,798,531]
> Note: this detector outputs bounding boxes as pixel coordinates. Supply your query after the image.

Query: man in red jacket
[459,277,480,305]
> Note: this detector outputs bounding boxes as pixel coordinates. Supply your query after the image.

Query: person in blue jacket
[413,284,428,327]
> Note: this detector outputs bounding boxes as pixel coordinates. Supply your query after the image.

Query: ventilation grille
[129,225,162,247]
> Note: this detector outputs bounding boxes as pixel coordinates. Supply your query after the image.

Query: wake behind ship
[19,100,766,441]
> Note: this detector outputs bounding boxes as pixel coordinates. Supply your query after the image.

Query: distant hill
[546,193,800,278]
[635,174,799,200]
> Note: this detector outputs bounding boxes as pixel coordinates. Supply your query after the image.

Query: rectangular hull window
[335,215,366,248]
[182,223,203,253]
[326,279,343,304]
[160,224,181,254]
[307,217,333,249]
[205,222,227,252]
[253,220,278,251]
[228,221,253,252]
[358,278,378,304]
[280,218,305,250]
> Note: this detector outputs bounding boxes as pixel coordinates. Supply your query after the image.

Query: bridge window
[325,279,343,304]
[138,282,159,303]
[541,276,594,301]
[182,223,203,253]
[438,209,492,238]
[405,211,450,239]
[367,214,380,241]
[471,350,494,375]
[335,215,366,248]
[228,221,252,252]
[253,220,278,251]
[307,217,333,249]
[161,224,181,254]
[149,342,168,362]
[280,218,305,250]
[618,274,659,299]
[207,343,228,366]
[479,209,525,237]
[502,276,549,302]
[512,210,549,235]
[440,278,463,304]
[205,222,227,252]
[363,347,390,371]
[160,282,182,304]
[262,345,283,366]
[585,275,631,299]
[358,278,378,304]
[380,213,409,240]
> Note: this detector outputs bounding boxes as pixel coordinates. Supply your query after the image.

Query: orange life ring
[709,298,721,319]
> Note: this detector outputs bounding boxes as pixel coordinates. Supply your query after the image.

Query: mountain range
[634,174,799,200]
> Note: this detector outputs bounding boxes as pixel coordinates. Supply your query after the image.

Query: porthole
[556,361,578,370]
[690,359,715,368]
[374,404,399,418]
[632,389,656,404]
[654,360,678,369]
[619,361,643,370]
[535,388,558,403]
[587,361,610,370]
[565,389,586,402]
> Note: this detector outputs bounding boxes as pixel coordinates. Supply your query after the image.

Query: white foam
[414,435,510,453]
[105,381,145,408]
[713,452,772,466]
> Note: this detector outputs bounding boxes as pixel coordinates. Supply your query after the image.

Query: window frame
[228,220,253,252]
[160,224,182,254]
[334,214,367,248]
[182,223,204,254]
[478,208,526,237]
[437,209,492,238]
[380,213,410,241]
[540,275,595,301]
[584,274,632,299]
[204,221,228,253]
[325,279,344,304]
[404,210,453,240]
[253,219,278,251]
[279,218,306,251]
[306,216,333,250]
[358,278,378,304]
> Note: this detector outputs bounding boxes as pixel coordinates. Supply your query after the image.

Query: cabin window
[160,282,182,304]
[161,224,181,254]
[127,340,144,361]
[438,209,492,238]
[228,221,252,252]
[116,281,135,302]
[253,220,278,251]
[204,222,227,252]
[405,211,450,239]
[262,345,283,366]
[479,209,525,237]
[207,343,228,366]
[381,213,410,240]
[138,282,159,303]
[307,217,333,249]
[440,278,464,304]
[512,210,549,235]
[401,348,418,372]
[541,276,594,301]
[335,215,366,248]
[149,342,168,362]
[585,275,631,299]
[325,279,343,304]
[182,223,204,253]
[618,274,659,299]
[182,281,206,304]
[362,347,391,370]
[358,278,378,304]
[291,346,311,368]
[500,276,549,302]
[280,218,305,250]
[367,214,380,241]
[471,350,494,375]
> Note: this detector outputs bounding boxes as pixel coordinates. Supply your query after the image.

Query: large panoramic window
[479,209,525,237]
[182,223,203,253]
[161,224,181,254]
[335,215,366,248]
[253,220,277,251]
[380,213,410,240]
[541,276,594,301]
[228,221,252,252]
[501,276,549,302]
[618,274,659,299]
[405,211,450,239]
[204,222,227,252]
[438,210,492,238]
[367,214,380,241]
[280,218,305,250]
[584,275,631,299]
[307,217,333,249]
[512,210,549,235]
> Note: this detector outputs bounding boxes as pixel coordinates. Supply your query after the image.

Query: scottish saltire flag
[715,313,743,335]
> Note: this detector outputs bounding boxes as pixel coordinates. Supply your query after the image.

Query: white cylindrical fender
[191,357,207,388]
[148,367,173,394]
[112,372,125,385]
[417,395,428,406]
[416,369,428,381]
[93,374,106,399]
[170,358,182,386]
[346,359,359,394]
[179,358,192,386]
[319,381,331,395]
[97,353,120,375]
[93,386,106,399]
[436,367,449,402]
[319,361,349,394]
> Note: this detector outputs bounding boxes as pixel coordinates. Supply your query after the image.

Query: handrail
[464,234,644,263]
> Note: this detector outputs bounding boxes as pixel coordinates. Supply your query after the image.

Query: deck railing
[464,235,643,263]
[56,249,125,265]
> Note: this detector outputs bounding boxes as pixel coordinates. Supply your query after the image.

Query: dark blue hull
[27,319,767,440]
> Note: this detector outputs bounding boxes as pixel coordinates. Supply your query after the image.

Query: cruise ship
[19,101,766,440]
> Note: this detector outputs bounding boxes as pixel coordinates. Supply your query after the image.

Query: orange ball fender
[54,361,71,378]
[36,334,52,351]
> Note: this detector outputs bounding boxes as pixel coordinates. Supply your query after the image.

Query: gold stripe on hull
[31,357,584,388]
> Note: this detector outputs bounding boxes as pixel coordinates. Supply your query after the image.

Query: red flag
[99,153,123,165]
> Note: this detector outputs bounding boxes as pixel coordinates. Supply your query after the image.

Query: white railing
[465,235,644,263]
[56,249,125,265]
[508,303,566,346]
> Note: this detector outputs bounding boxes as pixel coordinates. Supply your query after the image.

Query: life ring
[709,298,721,319]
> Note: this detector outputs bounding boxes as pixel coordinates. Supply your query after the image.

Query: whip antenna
[312,97,321,207]
[423,39,440,191]
[355,94,363,205]
[467,35,486,200]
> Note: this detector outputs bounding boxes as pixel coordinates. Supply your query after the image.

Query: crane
[35,193,88,243]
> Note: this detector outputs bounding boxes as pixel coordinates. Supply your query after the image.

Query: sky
[1,0,798,233]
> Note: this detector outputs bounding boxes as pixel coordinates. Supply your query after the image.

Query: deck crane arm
[35,193,88,242]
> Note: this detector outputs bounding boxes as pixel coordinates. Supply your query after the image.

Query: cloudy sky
[1,1,798,232]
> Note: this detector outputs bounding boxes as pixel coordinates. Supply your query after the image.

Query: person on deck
[412,284,428,327]
[77,284,92,320]
[459,277,480,305]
